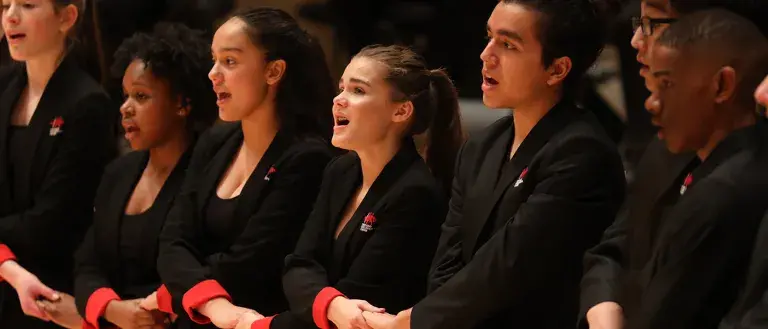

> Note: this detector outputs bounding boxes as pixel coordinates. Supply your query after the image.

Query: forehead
[649,45,683,71]
[342,57,387,82]
[212,18,254,50]
[642,0,673,16]
[487,2,540,40]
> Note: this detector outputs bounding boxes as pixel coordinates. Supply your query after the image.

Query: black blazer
[719,211,768,329]
[622,123,768,329]
[255,140,446,329]
[73,149,191,328]
[0,57,116,292]
[579,138,695,325]
[410,100,626,329]
[157,123,332,327]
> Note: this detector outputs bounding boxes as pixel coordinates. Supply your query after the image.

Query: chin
[482,94,511,110]
[331,136,352,150]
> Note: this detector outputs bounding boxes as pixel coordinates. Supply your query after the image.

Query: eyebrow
[344,77,372,87]
[214,47,243,53]
[652,70,671,77]
[487,25,525,44]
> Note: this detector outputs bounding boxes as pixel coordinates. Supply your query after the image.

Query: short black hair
[668,0,768,36]
[111,22,218,134]
[501,0,609,95]
[657,9,768,108]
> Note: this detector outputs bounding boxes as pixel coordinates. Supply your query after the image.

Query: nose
[333,92,348,108]
[630,27,644,52]
[480,40,497,69]
[209,64,222,85]
[119,99,133,118]
[3,4,21,26]
[644,93,661,115]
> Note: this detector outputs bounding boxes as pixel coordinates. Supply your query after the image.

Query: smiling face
[645,45,718,154]
[209,17,271,122]
[120,60,188,151]
[1,0,76,61]
[480,2,551,109]
[331,56,412,151]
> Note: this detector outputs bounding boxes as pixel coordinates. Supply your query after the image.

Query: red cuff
[85,288,121,328]
[182,280,231,324]
[0,244,16,283]
[250,315,275,329]
[313,287,345,329]
[156,284,175,315]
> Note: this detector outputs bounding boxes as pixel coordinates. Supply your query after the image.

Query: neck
[146,131,191,177]
[25,47,65,92]
[240,102,280,164]
[511,91,562,143]
[696,111,757,161]
[355,136,402,188]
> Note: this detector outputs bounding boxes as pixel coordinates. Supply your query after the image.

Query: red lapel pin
[680,173,693,195]
[264,166,277,181]
[49,116,64,136]
[514,167,528,187]
[360,212,376,232]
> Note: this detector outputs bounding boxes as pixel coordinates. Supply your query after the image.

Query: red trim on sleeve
[312,287,345,329]
[182,279,231,324]
[85,288,121,329]
[0,244,16,283]
[250,315,275,329]
[156,284,176,315]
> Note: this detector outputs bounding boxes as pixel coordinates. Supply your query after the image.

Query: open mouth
[483,74,499,86]
[123,124,139,134]
[335,115,350,127]
[7,33,26,41]
[217,92,231,102]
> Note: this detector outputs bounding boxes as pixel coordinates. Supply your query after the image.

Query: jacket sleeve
[410,138,625,329]
[0,244,17,282]
[0,94,115,260]
[578,203,628,326]
[427,142,467,293]
[632,181,764,329]
[285,183,443,329]
[74,226,121,329]
[158,140,331,323]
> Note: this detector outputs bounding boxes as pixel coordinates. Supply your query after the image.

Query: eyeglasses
[631,16,677,36]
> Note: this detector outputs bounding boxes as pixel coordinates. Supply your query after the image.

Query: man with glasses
[580,1,768,329]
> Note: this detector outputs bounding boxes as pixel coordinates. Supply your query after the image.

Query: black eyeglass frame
[631,16,678,36]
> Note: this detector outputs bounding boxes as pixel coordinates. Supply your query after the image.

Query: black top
[7,125,29,211]
[204,195,240,246]
[0,56,117,294]
[412,100,626,329]
[74,149,192,320]
[269,139,446,329]
[157,123,333,327]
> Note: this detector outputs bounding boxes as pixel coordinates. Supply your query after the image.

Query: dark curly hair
[501,0,607,95]
[229,7,335,141]
[111,22,218,134]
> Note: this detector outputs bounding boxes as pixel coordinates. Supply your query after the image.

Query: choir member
[234,44,464,329]
[0,0,116,327]
[34,22,218,329]
[757,75,768,105]
[589,9,768,329]
[364,1,626,328]
[149,7,336,329]
[581,1,768,328]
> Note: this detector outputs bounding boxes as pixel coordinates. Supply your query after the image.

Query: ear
[713,66,737,104]
[176,97,191,118]
[58,4,79,35]
[546,56,572,87]
[392,101,414,124]
[265,59,287,86]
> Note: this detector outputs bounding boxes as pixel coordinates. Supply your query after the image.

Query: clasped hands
[325,296,411,329]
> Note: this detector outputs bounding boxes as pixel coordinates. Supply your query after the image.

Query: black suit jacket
[588,122,768,329]
[580,138,695,324]
[157,123,332,327]
[719,211,768,329]
[73,149,191,327]
[411,100,626,329]
[0,57,116,293]
[261,140,445,329]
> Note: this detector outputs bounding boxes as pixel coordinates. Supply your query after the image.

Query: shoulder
[544,110,621,165]
[102,151,147,177]
[462,115,513,152]
[277,136,333,173]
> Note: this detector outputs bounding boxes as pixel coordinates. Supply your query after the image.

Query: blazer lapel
[102,152,148,276]
[196,128,243,213]
[332,140,421,266]
[140,147,194,271]
[231,128,295,227]
[0,69,24,215]
[462,102,581,259]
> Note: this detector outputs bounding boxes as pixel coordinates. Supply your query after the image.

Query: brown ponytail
[54,0,107,84]
[355,45,465,194]
[424,69,464,195]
